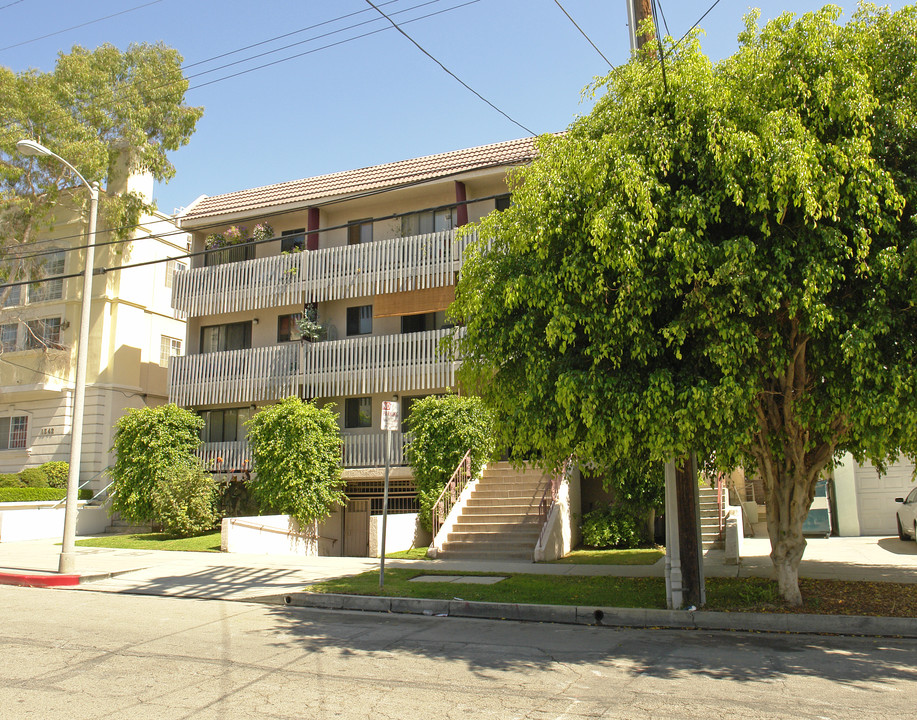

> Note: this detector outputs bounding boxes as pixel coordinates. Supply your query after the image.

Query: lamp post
[17,139,100,574]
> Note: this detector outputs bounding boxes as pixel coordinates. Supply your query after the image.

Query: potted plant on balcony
[296,305,326,342]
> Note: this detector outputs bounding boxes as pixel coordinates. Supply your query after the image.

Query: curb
[262,592,917,639]
[0,568,138,589]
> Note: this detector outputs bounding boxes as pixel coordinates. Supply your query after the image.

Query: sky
[2,0,912,215]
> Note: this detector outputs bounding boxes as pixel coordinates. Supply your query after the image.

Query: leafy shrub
[151,462,218,537]
[405,394,495,531]
[110,404,204,525]
[246,397,345,528]
[40,461,69,489]
[216,477,259,518]
[0,487,92,502]
[18,467,48,488]
[580,504,645,549]
[0,473,20,488]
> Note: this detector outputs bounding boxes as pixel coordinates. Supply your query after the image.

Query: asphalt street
[3,585,915,719]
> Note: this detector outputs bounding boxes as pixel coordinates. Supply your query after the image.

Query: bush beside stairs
[436,461,550,561]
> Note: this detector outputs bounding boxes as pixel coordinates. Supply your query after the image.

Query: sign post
[379,401,399,587]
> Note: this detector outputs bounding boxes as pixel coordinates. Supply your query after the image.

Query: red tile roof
[181,136,538,223]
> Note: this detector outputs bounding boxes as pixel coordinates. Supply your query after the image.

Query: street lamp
[17,139,100,575]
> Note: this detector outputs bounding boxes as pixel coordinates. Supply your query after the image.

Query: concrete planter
[0,501,109,542]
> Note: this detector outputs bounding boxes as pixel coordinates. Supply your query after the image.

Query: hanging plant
[252,222,274,243]
[205,224,249,249]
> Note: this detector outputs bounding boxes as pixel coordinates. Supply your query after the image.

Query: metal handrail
[431,449,472,538]
[51,468,113,509]
[716,473,726,535]
[537,456,574,548]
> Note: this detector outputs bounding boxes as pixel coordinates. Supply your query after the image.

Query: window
[277,313,302,342]
[160,335,182,367]
[345,397,372,428]
[200,407,252,443]
[346,305,372,336]
[281,228,306,253]
[347,219,373,245]
[28,251,65,303]
[1,324,17,352]
[0,415,28,450]
[401,208,455,237]
[495,194,512,212]
[200,322,252,353]
[2,282,22,307]
[25,318,62,349]
[400,395,431,433]
[164,260,185,289]
[401,313,431,334]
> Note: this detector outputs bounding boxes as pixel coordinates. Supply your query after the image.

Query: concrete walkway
[0,534,914,601]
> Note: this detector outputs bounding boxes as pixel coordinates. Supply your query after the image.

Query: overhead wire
[363,0,536,136]
[0,0,164,52]
[551,0,614,69]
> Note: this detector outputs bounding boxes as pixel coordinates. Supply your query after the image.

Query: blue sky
[2,1,910,215]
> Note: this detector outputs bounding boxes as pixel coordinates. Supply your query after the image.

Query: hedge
[0,488,93,503]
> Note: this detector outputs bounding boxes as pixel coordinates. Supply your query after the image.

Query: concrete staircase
[104,513,151,535]
[436,462,550,561]
[699,484,725,550]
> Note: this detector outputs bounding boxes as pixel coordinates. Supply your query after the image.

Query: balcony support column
[307,207,320,251]
[454,181,468,227]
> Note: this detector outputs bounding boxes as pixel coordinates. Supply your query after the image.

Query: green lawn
[549,547,664,565]
[305,571,917,617]
[385,547,431,560]
[310,569,665,608]
[75,531,222,552]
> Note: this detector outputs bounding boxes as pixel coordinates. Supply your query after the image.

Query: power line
[188,0,480,93]
[552,0,614,69]
[0,0,27,10]
[655,0,672,37]
[0,0,164,53]
[363,0,536,136]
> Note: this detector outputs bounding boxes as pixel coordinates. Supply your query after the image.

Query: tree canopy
[0,42,203,301]
[246,398,345,529]
[453,4,917,604]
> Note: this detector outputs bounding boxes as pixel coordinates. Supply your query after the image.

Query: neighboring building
[0,163,189,491]
[170,138,537,517]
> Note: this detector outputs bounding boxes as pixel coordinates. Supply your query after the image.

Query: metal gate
[343,499,370,556]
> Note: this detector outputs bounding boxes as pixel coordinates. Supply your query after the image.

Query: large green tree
[453,4,917,605]
[0,42,203,305]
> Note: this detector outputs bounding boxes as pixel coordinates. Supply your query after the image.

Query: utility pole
[627,0,655,53]
[626,1,705,609]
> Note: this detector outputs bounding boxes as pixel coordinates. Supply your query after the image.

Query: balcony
[171,229,475,317]
[169,327,461,407]
[301,327,460,398]
[169,343,300,407]
[197,432,407,471]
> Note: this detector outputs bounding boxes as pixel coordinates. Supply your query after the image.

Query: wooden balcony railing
[197,432,406,471]
[169,343,300,407]
[302,327,461,398]
[171,229,474,316]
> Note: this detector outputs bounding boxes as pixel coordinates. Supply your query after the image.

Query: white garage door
[855,459,917,535]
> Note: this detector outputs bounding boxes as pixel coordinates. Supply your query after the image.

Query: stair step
[453,521,541,532]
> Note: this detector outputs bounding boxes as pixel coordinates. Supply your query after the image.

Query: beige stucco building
[170,138,537,517]
[0,168,189,490]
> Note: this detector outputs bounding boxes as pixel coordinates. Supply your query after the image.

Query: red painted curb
[0,572,80,588]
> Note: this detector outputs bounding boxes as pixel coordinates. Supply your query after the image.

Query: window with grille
[0,415,28,450]
[25,317,62,349]
[164,260,185,288]
[160,335,182,366]
[1,324,17,352]
[28,251,65,303]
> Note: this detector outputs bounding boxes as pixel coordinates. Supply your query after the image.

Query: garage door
[854,459,917,535]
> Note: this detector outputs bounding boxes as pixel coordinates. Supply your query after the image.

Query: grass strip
[307,570,917,617]
[549,548,664,565]
[75,531,222,553]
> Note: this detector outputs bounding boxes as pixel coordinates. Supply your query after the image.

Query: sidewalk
[1,534,914,601]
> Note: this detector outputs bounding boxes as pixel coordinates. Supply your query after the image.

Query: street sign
[381,401,399,431]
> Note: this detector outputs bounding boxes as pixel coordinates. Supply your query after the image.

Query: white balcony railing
[171,229,475,317]
[341,431,406,468]
[169,343,300,407]
[197,433,406,470]
[302,327,461,398]
[170,328,461,407]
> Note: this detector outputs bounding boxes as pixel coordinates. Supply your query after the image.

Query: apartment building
[0,164,189,489]
[170,138,537,509]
